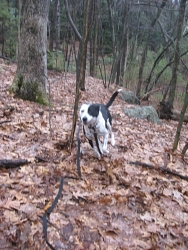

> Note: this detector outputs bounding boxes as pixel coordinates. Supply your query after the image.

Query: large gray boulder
[119,90,140,105]
[124,106,162,125]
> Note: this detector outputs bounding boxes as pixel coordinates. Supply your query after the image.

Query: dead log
[157,101,188,122]
[171,109,188,122]
[0,159,29,168]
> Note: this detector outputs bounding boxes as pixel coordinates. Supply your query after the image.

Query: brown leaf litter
[0,61,188,249]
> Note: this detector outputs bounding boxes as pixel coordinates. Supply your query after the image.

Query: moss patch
[10,75,49,105]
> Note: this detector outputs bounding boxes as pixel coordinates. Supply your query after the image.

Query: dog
[80,89,122,159]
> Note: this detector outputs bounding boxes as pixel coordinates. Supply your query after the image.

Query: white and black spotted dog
[80,89,122,159]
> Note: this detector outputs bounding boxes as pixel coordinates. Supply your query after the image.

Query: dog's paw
[111,139,115,146]
[111,134,115,146]
[102,147,109,154]
[97,155,101,160]
[94,151,101,160]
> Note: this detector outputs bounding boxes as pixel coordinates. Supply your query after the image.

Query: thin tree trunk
[76,0,92,90]
[65,0,93,147]
[120,28,129,84]
[110,3,129,86]
[16,0,22,61]
[172,82,188,152]
[136,0,167,98]
[90,4,99,78]
[168,0,187,106]
[144,48,188,100]
[49,0,58,51]
[56,0,61,49]
[107,0,115,50]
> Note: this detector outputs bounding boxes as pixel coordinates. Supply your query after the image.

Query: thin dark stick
[76,120,82,177]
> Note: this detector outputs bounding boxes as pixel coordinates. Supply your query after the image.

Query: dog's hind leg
[111,132,115,146]
[88,139,102,159]
[106,120,115,146]
[88,139,94,149]
[103,132,109,153]
[94,140,103,159]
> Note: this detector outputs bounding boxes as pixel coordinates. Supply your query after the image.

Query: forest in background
[0,0,188,108]
[0,1,188,248]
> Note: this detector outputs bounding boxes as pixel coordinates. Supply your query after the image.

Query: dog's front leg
[94,139,103,160]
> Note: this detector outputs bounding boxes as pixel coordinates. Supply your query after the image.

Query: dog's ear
[88,104,100,117]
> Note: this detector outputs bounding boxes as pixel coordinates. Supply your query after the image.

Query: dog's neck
[88,123,97,130]
[88,118,99,130]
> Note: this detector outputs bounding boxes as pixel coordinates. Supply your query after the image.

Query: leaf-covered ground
[0,61,188,250]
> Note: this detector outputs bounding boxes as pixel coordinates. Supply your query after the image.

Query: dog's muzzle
[82,117,87,124]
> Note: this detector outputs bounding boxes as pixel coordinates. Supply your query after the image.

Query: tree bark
[10,0,50,105]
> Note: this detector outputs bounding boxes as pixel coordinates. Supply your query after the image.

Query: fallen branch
[0,159,29,168]
[0,55,15,62]
[39,215,70,242]
[129,161,188,182]
[43,177,64,250]
[140,87,162,101]
[76,120,82,177]
[0,120,11,125]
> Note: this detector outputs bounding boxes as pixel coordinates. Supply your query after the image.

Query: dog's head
[80,103,100,126]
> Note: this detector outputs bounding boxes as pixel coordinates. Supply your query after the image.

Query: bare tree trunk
[16,0,22,61]
[90,35,94,76]
[77,0,93,90]
[49,0,58,51]
[172,82,188,152]
[120,31,129,83]
[136,0,167,98]
[107,0,115,50]
[109,1,130,86]
[90,2,99,78]
[168,0,187,106]
[56,0,61,49]
[10,0,50,104]
[65,0,93,90]
[144,39,173,96]
[144,48,188,100]
[65,0,93,147]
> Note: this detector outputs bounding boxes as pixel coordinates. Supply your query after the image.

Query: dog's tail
[105,89,122,108]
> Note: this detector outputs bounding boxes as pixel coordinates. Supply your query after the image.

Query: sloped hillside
[0,61,188,249]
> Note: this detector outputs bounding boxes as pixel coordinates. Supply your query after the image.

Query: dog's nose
[82,117,87,123]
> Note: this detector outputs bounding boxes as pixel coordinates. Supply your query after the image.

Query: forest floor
[0,61,188,250]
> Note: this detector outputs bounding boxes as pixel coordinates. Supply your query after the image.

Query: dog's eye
[81,110,84,113]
